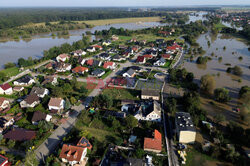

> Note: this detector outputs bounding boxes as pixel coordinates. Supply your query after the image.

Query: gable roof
[103,61,114,69]
[30,87,47,96]
[126,69,136,76]
[58,54,69,59]
[112,54,123,60]
[59,144,85,162]
[0,83,12,91]
[15,75,33,84]
[86,59,94,66]
[72,66,89,73]
[92,69,104,76]
[143,54,153,59]
[48,98,63,107]
[4,128,36,141]
[144,129,162,151]
[161,54,171,59]
[141,90,160,97]
[24,94,40,105]
[0,97,8,106]
[31,111,47,122]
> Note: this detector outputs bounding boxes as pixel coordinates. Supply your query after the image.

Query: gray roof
[141,89,160,97]
[126,68,135,76]
[30,87,47,96]
[175,112,196,132]
[159,57,166,63]
[92,68,104,76]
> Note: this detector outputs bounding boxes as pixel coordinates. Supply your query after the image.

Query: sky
[0,0,250,7]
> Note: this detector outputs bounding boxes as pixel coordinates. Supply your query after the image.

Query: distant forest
[0,7,219,29]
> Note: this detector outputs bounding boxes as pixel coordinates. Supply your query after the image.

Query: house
[72,66,89,75]
[86,46,96,52]
[132,46,140,53]
[56,54,69,62]
[48,98,65,113]
[13,86,24,92]
[119,45,127,50]
[130,66,142,72]
[86,59,102,67]
[13,75,35,86]
[0,115,14,133]
[102,40,111,46]
[42,76,57,85]
[59,144,88,166]
[141,90,160,100]
[103,61,116,69]
[161,54,173,60]
[111,35,119,41]
[122,69,136,78]
[175,112,196,144]
[136,56,146,64]
[134,101,161,122]
[20,94,40,108]
[55,63,72,72]
[99,53,111,61]
[143,54,153,59]
[30,87,49,98]
[0,83,13,95]
[156,39,165,44]
[0,155,10,166]
[112,55,126,62]
[154,57,166,66]
[158,31,171,36]
[4,127,36,141]
[0,98,10,112]
[77,137,92,150]
[71,50,86,57]
[92,69,105,77]
[31,111,52,125]
[144,129,162,153]
[78,57,87,66]
[104,111,126,119]
[92,45,103,51]
[122,52,131,58]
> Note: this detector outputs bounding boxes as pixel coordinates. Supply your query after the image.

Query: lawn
[102,88,140,100]
[161,60,172,68]
[100,70,112,79]
[0,67,20,83]
[148,70,162,80]
[214,23,227,31]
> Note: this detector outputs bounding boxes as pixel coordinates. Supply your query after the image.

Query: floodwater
[184,32,250,92]
[0,21,168,69]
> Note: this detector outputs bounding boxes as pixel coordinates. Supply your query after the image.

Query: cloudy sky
[0,0,249,7]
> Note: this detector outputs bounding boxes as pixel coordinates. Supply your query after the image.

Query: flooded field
[183,32,250,126]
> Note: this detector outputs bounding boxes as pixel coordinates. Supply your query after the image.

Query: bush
[196,56,208,64]
[4,62,16,69]
[226,66,243,76]
[200,74,216,95]
[214,88,231,103]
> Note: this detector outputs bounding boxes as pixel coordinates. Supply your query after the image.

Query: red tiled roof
[72,66,89,73]
[0,154,9,166]
[0,97,7,106]
[92,45,103,49]
[0,83,12,91]
[59,144,85,162]
[136,56,145,62]
[4,128,36,141]
[167,46,177,51]
[48,98,63,107]
[58,54,69,59]
[103,61,114,69]
[143,129,162,152]
[161,54,171,59]
[86,59,94,66]
[143,54,153,59]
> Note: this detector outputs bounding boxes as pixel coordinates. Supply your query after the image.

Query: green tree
[239,86,250,98]
[4,62,16,69]
[214,88,231,103]
[125,115,138,130]
[7,140,15,149]
[214,114,225,124]
[240,93,250,125]
[70,96,77,105]
[200,74,216,95]
[25,151,39,166]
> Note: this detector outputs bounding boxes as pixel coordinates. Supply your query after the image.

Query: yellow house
[175,112,196,144]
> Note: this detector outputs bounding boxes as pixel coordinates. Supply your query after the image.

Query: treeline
[0,8,170,30]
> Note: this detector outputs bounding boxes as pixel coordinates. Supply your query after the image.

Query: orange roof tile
[103,61,114,69]
[59,144,85,162]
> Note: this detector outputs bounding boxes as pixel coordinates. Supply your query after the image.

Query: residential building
[103,61,116,69]
[143,54,153,59]
[136,56,146,64]
[31,111,52,125]
[92,45,103,51]
[71,50,86,57]
[55,62,72,72]
[92,69,105,77]
[0,83,13,95]
[144,129,162,153]
[112,55,126,62]
[56,54,69,62]
[4,127,36,141]
[111,35,119,41]
[77,137,92,150]
[42,76,57,86]
[78,57,87,66]
[104,111,126,119]
[48,98,65,113]
[141,90,160,100]
[0,155,10,166]
[13,86,24,92]
[102,40,111,46]
[175,112,196,144]
[20,94,40,108]
[99,53,111,61]
[72,66,89,75]
[134,101,161,122]
[154,57,166,66]
[0,115,14,133]
[86,59,102,67]
[86,46,96,52]
[30,87,49,98]
[161,54,173,60]
[13,75,35,86]
[0,98,10,112]
[122,69,136,78]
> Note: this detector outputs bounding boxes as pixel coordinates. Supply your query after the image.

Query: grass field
[102,88,140,100]
[214,23,227,31]
[83,17,162,26]
[0,67,20,84]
